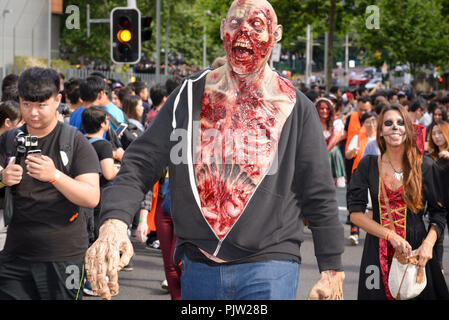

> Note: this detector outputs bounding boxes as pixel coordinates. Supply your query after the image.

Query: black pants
[0,252,85,300]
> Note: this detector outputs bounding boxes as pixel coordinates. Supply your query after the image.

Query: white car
[365,77,383,89]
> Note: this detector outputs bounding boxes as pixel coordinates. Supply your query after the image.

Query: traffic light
[111,7,141,64]
[141,16,153,42]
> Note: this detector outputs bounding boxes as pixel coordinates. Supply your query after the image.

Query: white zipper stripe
[185,70,219,242]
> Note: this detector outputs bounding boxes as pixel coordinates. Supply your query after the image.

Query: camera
[57,103,72,117]
[14,131,41,163]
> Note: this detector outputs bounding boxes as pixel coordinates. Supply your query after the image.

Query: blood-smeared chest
[194,82,294,239]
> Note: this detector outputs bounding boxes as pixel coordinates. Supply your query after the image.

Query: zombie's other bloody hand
[85,219,133,300]
[307,271,345,300]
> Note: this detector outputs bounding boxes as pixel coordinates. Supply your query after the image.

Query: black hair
[79,76,107,102]
[330,86,340,95]
[64,78,82,104]
[375,102,389,115]
[1,74,19,102]
[357,86,368,96]
[409,100,423,112]
[133,81,147,96]
[1,83,19,103]
[304,89,319,103]
[90,72,106,80]
[357,96,371,104]
[2,74,19,91]
[18,67,60,102]
[82,106,108,134]
[360,111,378,125]
[150,84,167,107]
[165,76,183,95]
[0,100,21,127]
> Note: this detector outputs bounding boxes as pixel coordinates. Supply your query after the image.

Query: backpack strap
[88,137,105,144]
[58,123,77,175]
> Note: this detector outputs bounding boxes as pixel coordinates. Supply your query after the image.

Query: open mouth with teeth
[232,40,254,61]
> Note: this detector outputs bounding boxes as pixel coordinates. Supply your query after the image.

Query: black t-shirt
[89,138,114,188]
[0,122,101,261]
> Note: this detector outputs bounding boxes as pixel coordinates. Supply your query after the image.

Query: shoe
[336,177,346,188]
[83,280,96,296]
[83,278,119,297]
[161,279,168,291]
[122,259,134,272]
[146,240,160,249]
[349,234,359,245]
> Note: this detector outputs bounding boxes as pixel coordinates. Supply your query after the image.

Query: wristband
[139,218,145,223]
[0,181,6,188]
[385,229,392,241]
[49,170,61,184]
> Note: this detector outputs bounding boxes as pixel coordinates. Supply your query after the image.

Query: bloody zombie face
[221,0,282,75]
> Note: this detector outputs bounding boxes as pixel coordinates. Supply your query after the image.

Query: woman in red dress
[348,104,449,299]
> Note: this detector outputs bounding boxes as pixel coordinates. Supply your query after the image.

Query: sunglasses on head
[384,120,405,127]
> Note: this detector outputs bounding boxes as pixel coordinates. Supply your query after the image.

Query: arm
[345,135,359,159]
[416,158,449,268]
[100,158,120,181]
[24,155,100,208]
[293,96,344,299]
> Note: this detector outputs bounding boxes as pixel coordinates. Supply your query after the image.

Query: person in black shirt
[0,67,101,300]
[82,106,119,243]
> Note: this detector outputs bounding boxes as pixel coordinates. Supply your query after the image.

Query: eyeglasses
[384,120,405,127]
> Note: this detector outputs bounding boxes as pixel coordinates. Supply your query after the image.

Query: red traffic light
[439,77,443,83]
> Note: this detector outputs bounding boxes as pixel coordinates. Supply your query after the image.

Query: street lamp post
[2,9,12,80]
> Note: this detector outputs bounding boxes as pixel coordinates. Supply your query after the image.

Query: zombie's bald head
[221,0,282,75]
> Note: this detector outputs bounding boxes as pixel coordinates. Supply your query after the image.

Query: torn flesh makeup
[223,5,275,75]
[194,74,296,240]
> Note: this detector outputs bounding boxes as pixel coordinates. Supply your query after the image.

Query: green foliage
[353,0,449,75]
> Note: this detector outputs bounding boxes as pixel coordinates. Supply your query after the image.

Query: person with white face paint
[348,104,449,299]
[85,0,345,300]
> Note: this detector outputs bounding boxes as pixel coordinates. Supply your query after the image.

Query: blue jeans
[180,255,300,300]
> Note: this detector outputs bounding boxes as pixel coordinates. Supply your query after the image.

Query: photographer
[0,67,101,300]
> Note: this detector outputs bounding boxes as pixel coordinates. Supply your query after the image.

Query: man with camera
[0,67,101,300]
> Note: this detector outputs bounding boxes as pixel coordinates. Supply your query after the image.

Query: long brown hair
[428,121,449,161]
[376,104,423,213]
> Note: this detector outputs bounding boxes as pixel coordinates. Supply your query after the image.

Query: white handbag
[388,249,427,300]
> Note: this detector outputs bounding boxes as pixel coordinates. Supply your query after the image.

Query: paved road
[85,187,449,300]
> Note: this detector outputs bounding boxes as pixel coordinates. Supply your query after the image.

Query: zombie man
[85,0,345,300]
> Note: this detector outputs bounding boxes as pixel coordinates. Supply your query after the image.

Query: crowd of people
[0,68,448,301]
[0,0,448,302]
[0,66,184,300]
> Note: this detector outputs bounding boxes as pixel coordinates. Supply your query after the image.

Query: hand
[388,232,412,257]
[1,158,23,186]
[136,219,148,243]
[439,150,449,160]
[308,270,345,300]
[85,219,133,300]
[416,240,433,269]
[113,148,125,162]
[25,154,57,182]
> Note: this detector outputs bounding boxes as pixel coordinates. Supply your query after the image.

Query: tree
[353,0,449,79]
